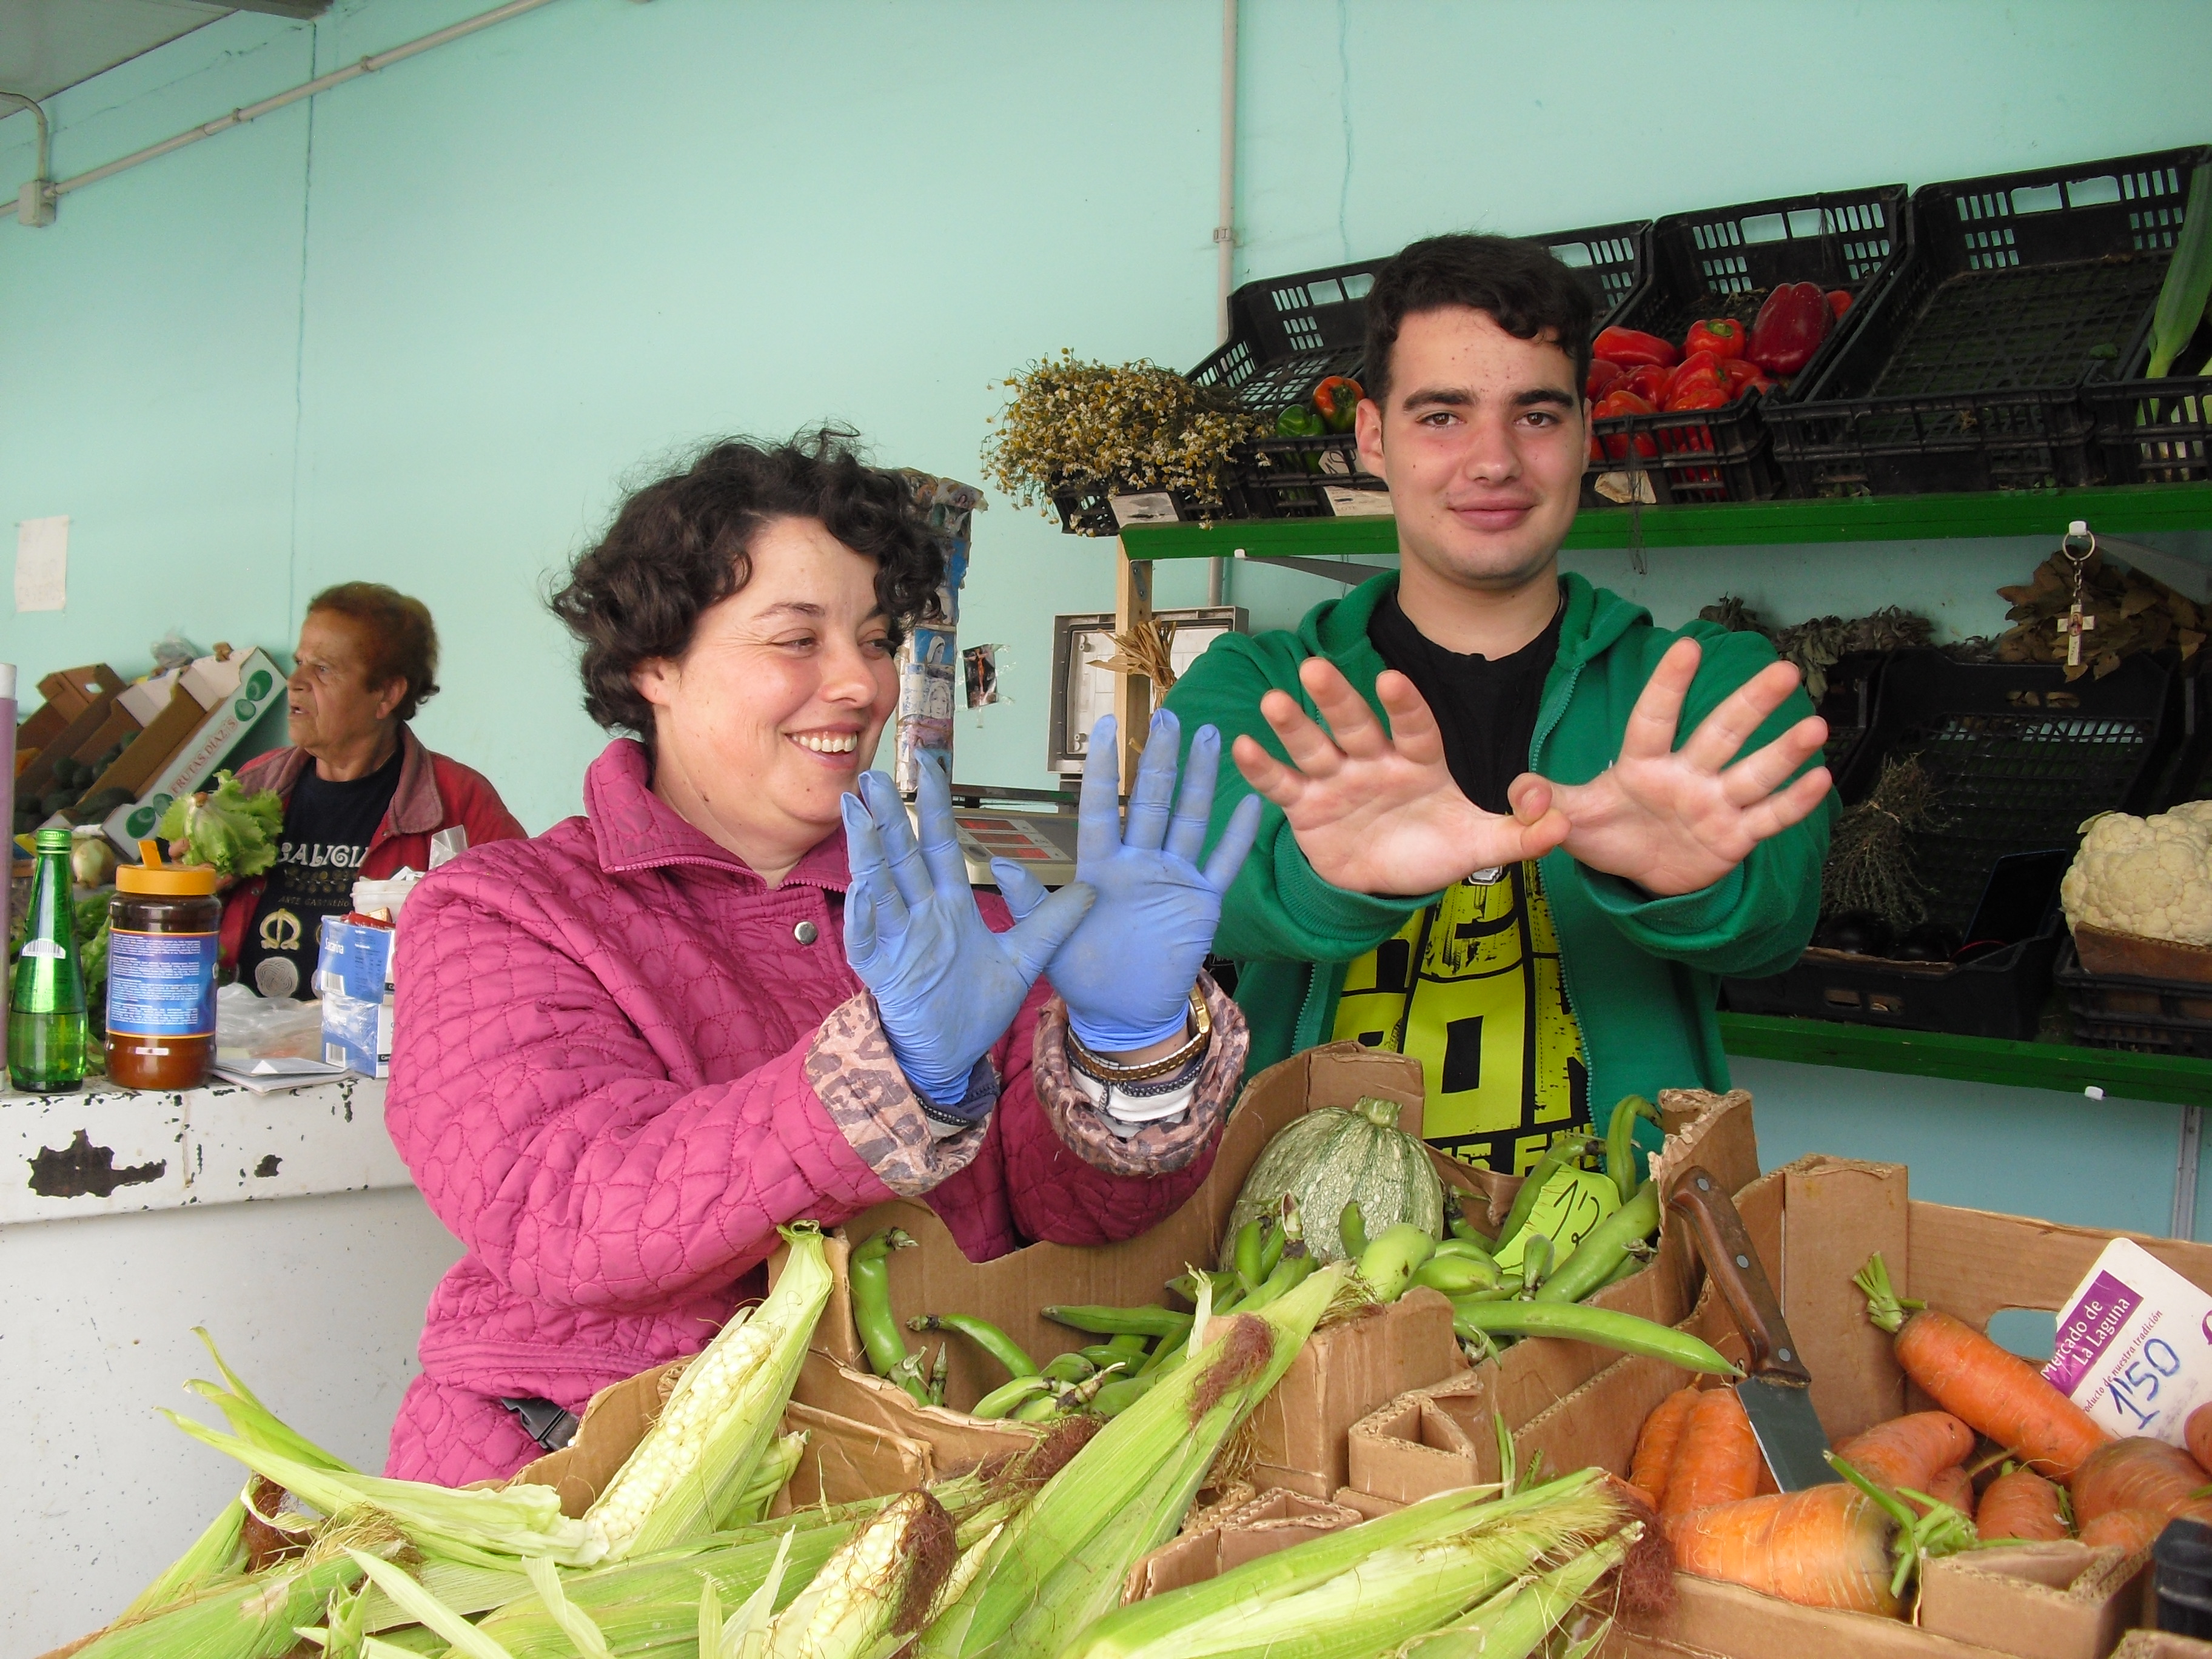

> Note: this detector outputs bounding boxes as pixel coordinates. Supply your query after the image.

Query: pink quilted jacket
[383,739,1247,1485]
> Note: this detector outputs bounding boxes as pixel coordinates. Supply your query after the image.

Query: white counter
[1,1075,464,1656]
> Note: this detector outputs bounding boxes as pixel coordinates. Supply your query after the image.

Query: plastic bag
[215,982,327,1062]
[149,631,207,674]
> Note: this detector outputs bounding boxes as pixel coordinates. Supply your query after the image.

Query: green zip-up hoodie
[1163,570,1834,1108]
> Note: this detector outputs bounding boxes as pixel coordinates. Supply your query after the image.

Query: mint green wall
[7,1,2210,830]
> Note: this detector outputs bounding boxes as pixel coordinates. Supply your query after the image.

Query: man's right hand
[1230,657,1569,896]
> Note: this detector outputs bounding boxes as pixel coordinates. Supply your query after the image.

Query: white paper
[14,515,67,612]
[2043,1236,2212,1446]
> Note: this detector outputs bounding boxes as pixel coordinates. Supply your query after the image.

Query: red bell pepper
[1683,318,1747,361]
[1746,282,1832,376]
[1590,389,1660,459]
[1586,358,1626,401]
[1663,350,1728,403]
[1664,382,1734,414]
[1722,359,1777,399]
[1826,289,1854,321]
[1621,363,1672,405]
[1592,326,1680,369]
[1311,375,1364,433]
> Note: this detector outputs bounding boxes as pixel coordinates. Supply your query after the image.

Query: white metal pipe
[1213,0,1238,343]
[0,91,50,183]
[44,0,560,204]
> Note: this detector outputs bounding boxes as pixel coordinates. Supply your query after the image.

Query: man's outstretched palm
[1231,640,1830,900]
[1509,637,1832,896]
[1230,659,1570,896]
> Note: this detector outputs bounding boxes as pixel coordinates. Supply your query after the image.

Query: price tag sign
[1493,1166,1621,1276]
[2046,1236,2212,1446]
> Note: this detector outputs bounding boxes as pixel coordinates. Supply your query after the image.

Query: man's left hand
[1507,638,1832,898]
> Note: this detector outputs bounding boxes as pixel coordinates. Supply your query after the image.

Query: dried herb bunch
[1822,754,1945,931]
[1995,548,2207,681]
[1695,598,1934,702]
[1089,618,1179,692]
[981,350,1267,529]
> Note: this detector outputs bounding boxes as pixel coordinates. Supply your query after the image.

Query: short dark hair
[551,428,943,737]
[306,581,440,722]
[1362,233,1595,406]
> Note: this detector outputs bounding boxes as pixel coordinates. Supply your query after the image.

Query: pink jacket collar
[583,738,852,893]
[255,724,444,834]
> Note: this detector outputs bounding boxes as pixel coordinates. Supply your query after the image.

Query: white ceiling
[0,0,326,105]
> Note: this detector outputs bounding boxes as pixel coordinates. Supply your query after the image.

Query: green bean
[1338,1199,1370,1260]
[1233,1219,1266,1293]
[1104,1332,1151,1357]
[1446,1190,1495,1250]
[1167,1269,1236,1305]
[1042,1304,1193,1339]
[1090,1370,1159,1418]
[1431,1236,1500,1266]
[1040,1351,1096,1386]
[1258,1213,1288,1281]
[1449,1299,1737,1375]
[1410,1251,1501,1296]
[1356,1222,1436,1304]
[1532,1182,1661,1305]
[1012,1391,1062,1423]
[1235,1248,1316,1314]
[908,1313,1037,1379]
[849,1228,922,1398]
[1495,1134,1594,1250]
[926,1341,950,1406]
[1519,1233,1553,1296]
[970,1375,1053,1420]
[1079,1344,1131,1370]
[1604,1095,1660,1204]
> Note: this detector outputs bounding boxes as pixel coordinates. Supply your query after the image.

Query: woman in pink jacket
[383,431,1262,1484]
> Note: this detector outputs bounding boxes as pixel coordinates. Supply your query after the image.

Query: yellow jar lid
[117,862,221,896]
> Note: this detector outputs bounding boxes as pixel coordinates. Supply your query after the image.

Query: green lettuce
[156,769,286,878]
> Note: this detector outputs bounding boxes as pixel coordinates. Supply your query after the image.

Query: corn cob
[587,1223,833,1559]
[1068,1470,1627,1659]
[75,1549,367,1659]
[915,1261,1349,1659]
[1389,1530,1628,1659]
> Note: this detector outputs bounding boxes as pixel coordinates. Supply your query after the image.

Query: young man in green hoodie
[1161,233,1835,1175]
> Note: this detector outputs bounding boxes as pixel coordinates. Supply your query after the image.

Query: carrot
[1668,1485,1903,1614]
[1629,1386,1701,1510]
[2079,1507,2170,1553]
[1661,1389,1764,1519]
[1920,1464,1975,1518]
[1834,1412,1976,1496]
[1856,1254,2110,1478]
[2071,1436,2212,1527]
[1977,1467,2070,1541]
[2188,1403,2212,1478]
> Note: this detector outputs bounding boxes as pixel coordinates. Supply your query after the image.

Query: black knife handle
[1666,1165,1813,1386]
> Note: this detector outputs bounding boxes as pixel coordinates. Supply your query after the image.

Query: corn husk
[916,1262,1350,1659]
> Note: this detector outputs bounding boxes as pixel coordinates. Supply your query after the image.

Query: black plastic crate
[1047,478,1210,538]
[1212,221,1650,520]
[2084,278,2212,484]
[1837,649,2180,933]
[1584,186,1908,508]
[2055,935,2212,1059]
[1771,147,2209,496]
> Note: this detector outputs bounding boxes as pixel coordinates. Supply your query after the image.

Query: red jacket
[218,726,526,967]
[379,738,1247,1485]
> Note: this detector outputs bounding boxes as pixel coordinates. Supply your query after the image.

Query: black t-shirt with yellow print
[1330,589,1591,1175]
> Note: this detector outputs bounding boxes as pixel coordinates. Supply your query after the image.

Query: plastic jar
[105,861,223,1090]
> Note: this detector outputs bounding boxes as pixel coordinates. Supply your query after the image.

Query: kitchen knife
[1667,1164,1838,1491]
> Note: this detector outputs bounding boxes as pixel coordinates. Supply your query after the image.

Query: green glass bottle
[9,826,88,1092]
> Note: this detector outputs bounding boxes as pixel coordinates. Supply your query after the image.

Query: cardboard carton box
[1123,1486,1366,1601]
[36,663,122,723]
[89,685,204,802]
[101,649,284,853]
[1508,1157,2184,1659]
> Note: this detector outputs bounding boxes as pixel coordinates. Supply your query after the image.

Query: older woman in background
[224,581,525,998]
[381,432,1260,1484]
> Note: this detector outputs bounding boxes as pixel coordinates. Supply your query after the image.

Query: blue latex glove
[841,754,1094,1108]
[999,709,1262,1053]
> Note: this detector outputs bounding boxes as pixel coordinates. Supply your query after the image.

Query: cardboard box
[89,685,202,803]
[771,1044,1473,1498]
[36,663,122,723]
[115,668,184,728]
[1509,1158,2187,1659]
[102,649,284,853]
[2112,1636,2212,1659]
[14,683,124,802]
[1123,1486,1365,1601]
[320,914,395,1002]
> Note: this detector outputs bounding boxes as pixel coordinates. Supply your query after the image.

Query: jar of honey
[106,857,223,1091]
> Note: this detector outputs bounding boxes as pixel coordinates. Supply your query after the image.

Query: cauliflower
[2061,800,2212,945]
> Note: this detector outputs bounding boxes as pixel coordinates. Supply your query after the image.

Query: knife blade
[1666,1165,1837,1491]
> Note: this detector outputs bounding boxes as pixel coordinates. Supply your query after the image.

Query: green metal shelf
[1119,481,2212,561]
[1719,1013,2212,1107]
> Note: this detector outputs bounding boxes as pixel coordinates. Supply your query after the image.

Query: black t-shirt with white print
[239,745,401,999]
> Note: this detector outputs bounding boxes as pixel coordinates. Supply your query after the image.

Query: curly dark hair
[551,429,943,736]
[306,581,440,722]
[1363,233,1595,406]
